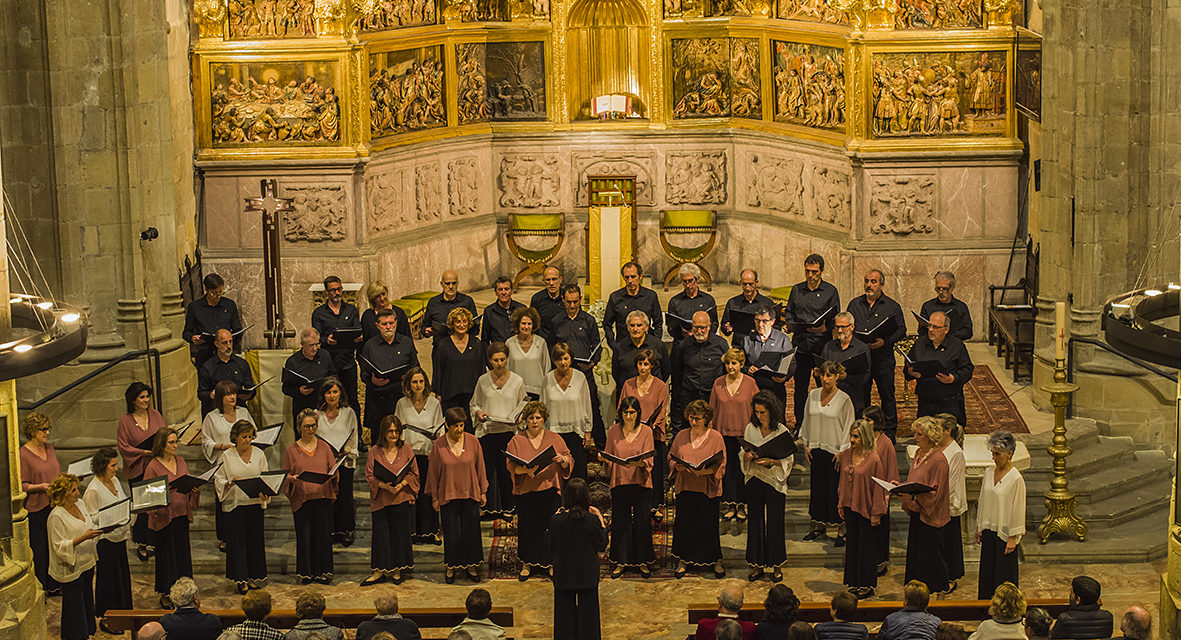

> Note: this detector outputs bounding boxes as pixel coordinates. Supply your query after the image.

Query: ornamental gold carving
[984,0,1017,26]
[211,63,341,146]
[194,0,227,39]
[746,154,803,215]
[869,175,934,234]
[772,41,845,131]
[359,0,439,30]
[498,155,560,208]
[366,168,409,232]
[671,39,760,120]
[776,0,851,24]
[572,155,654,207]
[369,47,447,138]
[457,44,489,124]
[283,186,347,241]
[666,151,727,205]
[871,51,1006,137]
[448,158,482,215]
[227,0,316,38]
[813,166,851,228]
[415,163,442,221]
[895,0,982,28]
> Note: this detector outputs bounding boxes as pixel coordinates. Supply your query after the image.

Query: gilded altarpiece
[869,50,1007,138]
[210,60,344,146]
[670,38,761,120]
[369,46,448,138]
[772,40,845,131]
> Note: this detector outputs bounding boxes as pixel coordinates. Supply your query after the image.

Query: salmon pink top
[426,433,488,508]
[506,429,571,495]
[144,456,201,531]
[668,427,726,498]
[20,444,60,513]
[618,377,669,440]
[282,439,339,512]
[836,448,888,521]
[366,443,419,510]
[904,447,950,527]
[708,374,758,437]
[117,411,164,479]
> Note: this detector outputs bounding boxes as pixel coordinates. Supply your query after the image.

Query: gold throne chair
[659,210,717,290]
[506,212,566,287]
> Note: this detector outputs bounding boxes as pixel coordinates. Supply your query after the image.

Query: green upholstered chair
[659,210,717,291]
[392,293,435,338]
[506,213,565,287]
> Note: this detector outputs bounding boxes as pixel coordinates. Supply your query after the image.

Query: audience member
[452,588,507,640]
[139,622,167,640]
[815,592,868,640]
[935,623,969,640]
[695,583,756,640]
[878,580,941,640]
[284,591,345,640]
[218,632,243,640]
[787,621,818,640]
[448,632,474,640]
[1113,606,1151,640]
[968,582,1026,640]
[1050,576,1113,639]
[1023,607,1052,640]
[716,619,744,640]
[357,590,422,640]
[756,585,801,640]
[225,589,285,640]
[160,577,223,640]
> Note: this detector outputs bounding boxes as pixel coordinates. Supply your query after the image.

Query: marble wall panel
[860,162,1017,241]
[377,225,504,298]
[719,219,845,289]
[202,172,358,250]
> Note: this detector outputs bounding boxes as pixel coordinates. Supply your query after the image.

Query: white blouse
[48,504,97,583]
[82,477,130,543]
[214,446,271,511]
[799,388,854,456]
[977,466,1026,542]
[542,369,592,435]
[507,335,550,395]
[201,406,254,464]
[470,371,528,438]
[944,440,967,517]
[739,423,794,496]
[395,395,443,456]
[318,406,359,468]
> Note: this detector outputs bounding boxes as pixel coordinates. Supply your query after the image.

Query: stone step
[1050,454,1173,505]
[1022,436,1138,481]
[1020,510,1169,563]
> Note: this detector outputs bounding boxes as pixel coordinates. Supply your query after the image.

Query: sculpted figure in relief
[666,152,727,205]
[449,158,482,216]
[211,67,341,145]
[871,51,1006,137]
[369,48,447,137]
[746,154,803,215]
[228,0,316,38]
[416,164,442,221]
[457,45,489,124]
[283,186,347,241]
[772,42,845,130]
[870,176,935,234]
[776,0,851,24]
[361,0,438,29]
[498,155,560,208]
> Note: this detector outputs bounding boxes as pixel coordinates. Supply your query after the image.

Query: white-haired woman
[976,430,1025,600]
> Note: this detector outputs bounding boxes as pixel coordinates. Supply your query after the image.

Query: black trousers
[792,350,819,426]
[128,473,154,549]
[413,454,440,541]
[842,508,878,589]
[442,394,474,432]
[339,365,362,424]
[584,372,606,449]
[214,496,227,543]
[371,503,415,572]
[28,508,59,592]
[917,392,966,429]
[481,432,516,516]
[60,568,96,640]
[225,505,267,585]
[873,511,892,567]
[978,529,1020,599]
[808,449,841,527]
[754,377,788,412]
[745,477,786,568]
[332,466,356,537]
[153,516,192,594]
[720,436,744,508]
[559,432,588,480]
[94,540,133,616]
[670,386,710,435]
[554,587,601,640]
[866,355,898,434]
[365,390,403,446]
[517,488,562,567]
[941,514,965,581]
[293,498,334,580]
[672,490,721,566]
[440,498,483,568]
[904,512,949,593]
[609,485,654,566]
[651,439,668,508]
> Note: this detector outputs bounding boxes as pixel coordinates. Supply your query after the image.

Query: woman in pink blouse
[116,381,164,561]
[282,408,339,585]
[836,419,887,598]
[603,396,655,578]
[669,400,727,579]
[144,427,200,607]
[618,348,669,521]
[426,407,488,583]
[363,415,418,586]
[20,411,61,594]
[899,416,951,594]
[506,400,572,581]
[709,347,758,522]
[863,405,899,576]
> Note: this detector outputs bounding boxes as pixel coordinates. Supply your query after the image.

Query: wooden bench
[688,598,1070,624]
[988,239,1039,382]
[104,607,513,640]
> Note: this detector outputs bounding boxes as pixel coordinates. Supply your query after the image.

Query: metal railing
[17,349,163,413]
[1066,337,1176,417]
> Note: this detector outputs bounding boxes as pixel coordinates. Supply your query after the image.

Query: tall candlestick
[1055,301,1067,361]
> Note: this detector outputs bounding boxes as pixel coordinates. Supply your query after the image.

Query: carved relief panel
[812,166,851,228]
[415,162,443,221]
[366,165,411,233]
[486,42,548,121]
[572,154,655,207]
[746,153,804,215]
[869,175,936,234]
[449,157,483,215]
[498,154,561,208]
[370,46,447,138]
[894,0,982,29]
[360,0,440,30]
[772,41,845,131]
[666,151,727,205]
[227,0,317,38]
[282,185,348,241]
[775,0,851,25]
[457,43,490,124]
[871,50,1007,138]
[671,39,761,120]
[210,60,343,146]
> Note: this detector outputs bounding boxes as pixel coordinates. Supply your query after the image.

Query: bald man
[669,310,728,435]
[423,270,479,348]
[1115,606,1151,640]
[904,311,973,427]
[138,622,166,640]
[529,266,565,342]
[196,328,255,415]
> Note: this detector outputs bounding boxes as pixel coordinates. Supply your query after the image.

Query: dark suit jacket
[1050,603,1114,639]
[356,615,423,640]
[159,607,223,640]
[546,509,607,591]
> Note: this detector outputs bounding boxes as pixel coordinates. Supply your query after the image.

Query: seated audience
[1050,576,1113,639]
[695,583,756,640]
[815,592,868,640]
[1023,607,1052,640]
[226,590,285,640]
[968,582,1026,640]
[218,632,242,640]
[878,580,941,640]
[1113,606,1151,640]
[452,588,507,640]
[756,585,801,640]
[139,622,167,640]
[936,623,968,640]
[787,621,818,640]
[284,591,345,640]
[357,590,422,640]
[160,577,223,640]
[716,619,744,640]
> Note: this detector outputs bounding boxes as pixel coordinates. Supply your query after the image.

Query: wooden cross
[244,179,296,349]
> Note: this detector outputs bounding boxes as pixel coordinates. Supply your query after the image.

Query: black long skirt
[128,473,154,550]
[609,485,654,567]
[28,507,59,592]
[977,529,1020,600]
[440,498,483,568]
[808,449,841,526]
[442,394,474,431]
[481,432,516,516]
[225,505,267,585]
[413,454,440,542]
[60,568,96,640]
[941,514,965,581]
[371,503,415,573]
[873,510,892,568]
[559,431,588,480]
[842,508,878,589]
[672,490,721,566]
[745,477,786,568]
[651,439,668,508]
[720,436,744,509]
[904,512,949,593]
[94,540,133,616]
[517,488,562,567]
[153,516,192,594]
[293,498,334,580]
[214,495,227,543]
[332,466,356,539]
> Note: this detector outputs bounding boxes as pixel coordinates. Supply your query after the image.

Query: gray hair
[170,576,199,608]
[715,619,743,640]
[374,589,399,615]
[626,310,650,326]
[1121,607,1151,640]
[718,584,745,612]
[300,327,320,343]
[835,311,854,325]
[934,271,956,288]
[987,430,1017,455]
[678,263,702,279]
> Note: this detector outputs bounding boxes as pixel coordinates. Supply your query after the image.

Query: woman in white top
[470,342,527,517]
[799,359,854,542]
[201,379,253,551]
[318,377,359,546]
[213,420,271,593]
[976,430,1026,600]
[48,473,102,640]
[542,342,592,480]
[395,366,444,543]
[506,306,550,398]
[740,391,794,582]
[81,447,132,619]
[937,414,968,588]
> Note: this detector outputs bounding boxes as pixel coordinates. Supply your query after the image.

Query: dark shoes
[803,530,824,541]
[834,535,847,548]
[748,568,764,582]
[361,572,384,586]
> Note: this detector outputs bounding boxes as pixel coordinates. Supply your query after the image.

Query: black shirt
[281,349,337,411]
[359,334,420,396]
[721,291,777,339]
[742,329,796,377]
[920,296,973,342]
[671,334,728,395]
[786,280,841,354]
[602,286,663,348]
[611,333,669,385]
[183,296,243,358]
[481,299,525,345]
[529,289,565,343]
[820,338,872,406]
[360,306,412,345]
[553,311,602,363]
[197,354,255,406]
[159,607,223,640]
[432,335,486,401]
[667,290,718,340]
[904,335,974,400]
[546,510,607,591]
[311,301,363,372]
[847,293,908,362]
[423,292,479,345]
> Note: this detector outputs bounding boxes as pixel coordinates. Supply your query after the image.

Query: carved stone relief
[415,163,442,221]
[895,0,982,29]
[369,46,447,138]
[211,62,341,146]
[666,151,727,205]
[812,166,852,228]
[449,158,482,215]
[456,43,489,124]
[498,154,560,208]
[746,153,803,215]
[572,154,655,207]
[772,41,845,131]
[869,175,935,234]
[282,185,347,241]
[366,167,409,233]
[871,51,1006,137]
[776,0,851,24]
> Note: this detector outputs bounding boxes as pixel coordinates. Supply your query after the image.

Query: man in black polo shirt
[905,311,974,427]
[602,261,662,349]
[820,311,872,416]
[920,271,973,342]
[423,270,478,348]
[282,328,337,423]
[785,254,840,427]
[553,284,605,447]
[529,266,564,343]
[847,269,907,438]
[611,310,668,386]
[481,276,525,345]
[360,309,420,446]
[667,263,718,341]
[312,275,363,419]
[183,273,243,370]
[197,329,255,416]
[670,310,728,434]
[722,268,777,344]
